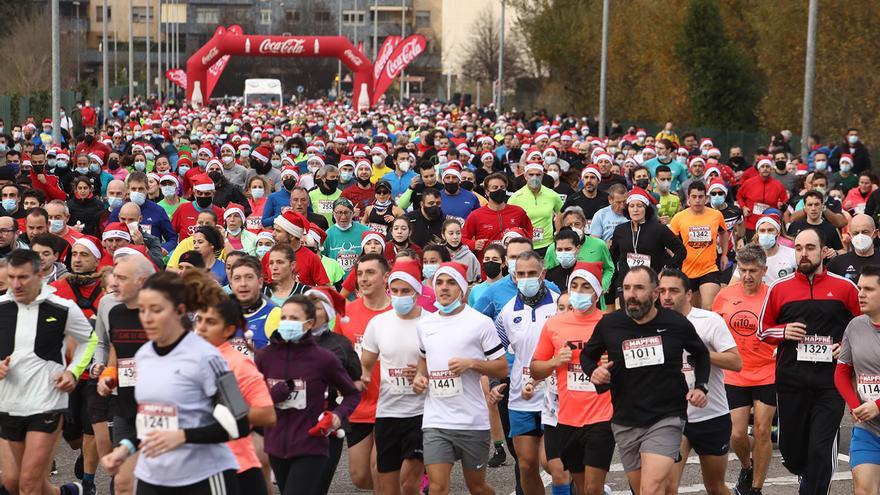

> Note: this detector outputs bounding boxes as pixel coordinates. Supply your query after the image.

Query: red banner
[166,69,187,89]
[373,36,401,84]
[372,34,426,104]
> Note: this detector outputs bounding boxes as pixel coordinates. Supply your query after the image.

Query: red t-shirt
[171,202,226,241]
[336,298,391,423]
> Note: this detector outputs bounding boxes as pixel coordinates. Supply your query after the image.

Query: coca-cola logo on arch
[343,49,364,67]
[384,38,424,78]
[200,46,219,66]
[259,38,306,54]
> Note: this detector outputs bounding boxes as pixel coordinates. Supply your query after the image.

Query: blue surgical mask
[434,298,462,315]
[814,160,828,171]
[507,259,517,275]
[527,176,542,189]
[336,221,352,231]
[255,245,271,258]
[278,320,307,342]
[517,277,541,298]
[134,161,146,171]
[56,159,68,169]
[569,291,594,312]
[340,171,354,183]
[130,191,146,206]
[178,165,190,176]
[227,227,242,236]
[251,187,265,199]
[145,152,155,161]
[89,163,100,174]
[75,166,90,175]
[107,197,124,210]
[423,263,439,280]
[556,251,576,269]
[161,185,177,198]
[49,219,65,234]
[841,163,852,173]
[312,323,329,336]
[197,159,208,168]
[710,195,725,208]
[391,295,416,315]
[1,199,16,212]
[758,233,777,250]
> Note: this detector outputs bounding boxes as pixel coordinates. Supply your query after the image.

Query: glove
[307,411,345,438]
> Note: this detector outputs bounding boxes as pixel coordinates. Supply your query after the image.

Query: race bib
[118,358,136,388]
[566,363,595,392]
[626,253,651,268]
[317,199,334,214]
[384,368,415,395]
[623,336,665,369]
[338,253,358,272]
[681,352,695,389]
[753,202,770,215]
[230,337,253,359]
[353,335,364,357]
[558,194,567,204]
[547,372,558,395]
[797,335,832,362]
[368,223,388,236]
[246,216,262,231]
[532,227,544,242]
[136,403,179,439]
[428,370,462,398]
[687,226,712,245]
[268,378,307,410]
[858,374,880,402]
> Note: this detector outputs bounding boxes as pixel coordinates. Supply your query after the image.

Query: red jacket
[260,245,329,287]
[73,140,112,162]
[462,204,533,256]
[28,171,67,201]
[736,175,789,230]
[50,277,104,319]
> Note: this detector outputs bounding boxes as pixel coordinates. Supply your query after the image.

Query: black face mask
[208,171,223,183]
[729,156,745,168]
[32,164,45,174]
[489,189,508,204]
[424,205,441,219]
[444,182,459,194]
[775,160,787,170]
[483,261,502,279]
[83,135,95,144]
[634,178,650,189]
[283,178,296,191]
[195,196,213,208]
[321,179,339,192]
[108,159,120,170]
[460,180,475,191]
[357,177,371,186]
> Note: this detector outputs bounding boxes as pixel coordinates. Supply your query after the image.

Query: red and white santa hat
[251,145,272,164]
[432,261,469,296]
[442,162,462,180]
[707,178,727,195]
[581,166,602,180]
[567,261,604,296]
[388,259,423,294]
[501,227,527,245]
[102,222,131,242]
[274,210,308,238]
[220,143,236,155]
[755,214,781,233]
[703,167,721,180]
[626,186,656,206]
[73,235,103,261]
[361,231,386,250]
[524,160,545,174]
[688,156,706,168]
[480,150,494,162]
[88,153,104,167]
[305,287,348,323]
[256,230,276,244]
[756,156,773,168]
[280,166,299,180]
[840,154,854,165]
[223,204,246,222]
[305,223,328,248]
[593,152,613,164]
[191,174,216,192]
[355,159,372,174]
[197,145,214,157]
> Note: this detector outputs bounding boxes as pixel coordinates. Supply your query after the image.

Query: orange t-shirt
[532,310,613,427]
[218,342,274,473]
[712,283,776,387]
[669,207,726,278]
[336,297,391,423]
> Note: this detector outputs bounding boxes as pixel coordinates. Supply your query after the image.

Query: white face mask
[852,233,874,252]
[222,156,234,165]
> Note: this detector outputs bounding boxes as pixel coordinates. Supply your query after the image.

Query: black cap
[178,250,205,268]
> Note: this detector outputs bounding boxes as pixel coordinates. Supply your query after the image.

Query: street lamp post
[372,0,377,60]
[598,0,609,139]
[146,0,151,99]
[103,0,110,120]
[801,0,818,158]
[51,0,61,144]
[158,0,162,101]
[128,0,134,100]
[399,0,406,101]
[496,0,504,111]
[74,1,81,84]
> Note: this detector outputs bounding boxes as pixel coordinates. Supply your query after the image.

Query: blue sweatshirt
[261,189,292,227]
[109,199,177,252]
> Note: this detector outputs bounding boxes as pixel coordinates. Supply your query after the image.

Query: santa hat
[755,214,781,233]
[191,174,216,192]
[707,147,722,158]
[581,166,602,181]
[525,148,543,161]
[274,210,308,238]
[159,174,180,187]
[279,166,299,180]
[442,162,462,180]
[305,287,348,323]
[88,153,104,167]
[338,157,355,169]
[305,223,327,248]
[251,145,272,164]
[73,235,103,261]
[371,145,388,157]
[388,259,423,294]
[307,155,326,168]
[707,178,727,194]
[840,154,854,165]
[703,167,721,179]
[626,187,656,206]
[102,222,131,242]
[501,228,527,245]
[432,261,469,296]
[197,146,214,157]
[480,150,494,161]
[220,143,235,154]
[355,159,372,174]
[361,231,386,250]
[567,261,604,296]
[756,156,773,168]
[205,158,223,172]
[223,205,245,222]
[256,230,276,244]
[594,152,613,164]
[687,156,706,168]
[796,163,808,176]
[636,129,647,137]
[700,138,714,148]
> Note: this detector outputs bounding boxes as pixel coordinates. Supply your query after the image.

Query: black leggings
[317,435,344,494]
[269,455,327,495]
[237,467,267,495]
[136,470,239,495]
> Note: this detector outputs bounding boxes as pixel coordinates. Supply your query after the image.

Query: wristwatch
[694,383,709,395]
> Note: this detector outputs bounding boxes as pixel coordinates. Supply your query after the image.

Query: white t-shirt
[683,308,737,422]
[495,291,559,412]
[734,244,796,285]
[417,305,505,430]
[362,309,426,418]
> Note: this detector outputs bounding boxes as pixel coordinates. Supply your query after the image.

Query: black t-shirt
[827,250,880,285]
[553,181,576,206]
[108,303,147,418]
[562,189,609,220]
[598,174,628,192]
[787,219,843,250]
[545,265,573,294]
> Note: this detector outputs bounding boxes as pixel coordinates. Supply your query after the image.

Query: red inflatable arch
[186,27,374,110]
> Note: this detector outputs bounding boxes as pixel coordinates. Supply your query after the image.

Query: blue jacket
[109,199,177,252]
[381,170,417,199]
[473,275,560,320]
[261,189,292,227]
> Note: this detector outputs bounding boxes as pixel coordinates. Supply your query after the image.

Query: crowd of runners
[0,97,877,495]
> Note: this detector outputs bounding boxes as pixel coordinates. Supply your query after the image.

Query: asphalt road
[44,413,857,494]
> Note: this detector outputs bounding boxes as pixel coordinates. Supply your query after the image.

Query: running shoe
[487,443,507,467]
[734,466,754,495]
[59,482,83,495]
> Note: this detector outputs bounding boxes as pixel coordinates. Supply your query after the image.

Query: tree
[459,6,529,85]
[676,0,762,129]
[0,10,76,94]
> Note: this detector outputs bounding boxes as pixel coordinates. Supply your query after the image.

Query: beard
[625,296,654,321]
[797,259,820,276]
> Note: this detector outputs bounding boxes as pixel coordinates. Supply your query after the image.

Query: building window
[132,6,152,23]
[285,10,300,22]
[415,10,430,27]
[260,9,272,25]
[96,6,111,22]
[314,10,331,22]
[343,11,366,26]
[195,7,219,24]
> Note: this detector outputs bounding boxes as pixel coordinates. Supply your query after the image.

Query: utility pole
[128,0,134,101]
[496,0,505,111]
[598,0,609,139]
[103,0,110,120]
[74,1,81,84]
[146,0,151,99]
[372,0,378,60]
[158,0,162,101]
[801,0,818,158]
[338,0,342,97]
[51,0,61,144]
[399,0,406,101]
